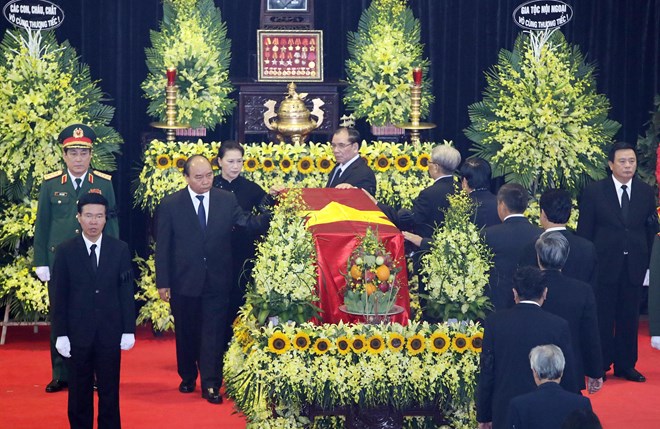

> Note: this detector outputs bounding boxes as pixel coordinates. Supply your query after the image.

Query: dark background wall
[1,0,659,256]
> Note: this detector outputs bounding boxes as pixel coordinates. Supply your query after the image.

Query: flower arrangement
[224,313,482,429]
[636,95,660,191]
[245,189,321,325]
[344,0,433,126]
[0,249,49,317]
[133,251,174,332]
[465,31,620,195]
[343,227,401,316]
[421,191,493,321]
[133,139,435,214]
[142,0,235,129]
[0,199,37,250]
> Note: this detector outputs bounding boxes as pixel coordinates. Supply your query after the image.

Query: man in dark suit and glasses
[506,345,593,429]
[155,155,270,404]
[577,142,657,382]
[325,127,377,196]
[51,193,135,429]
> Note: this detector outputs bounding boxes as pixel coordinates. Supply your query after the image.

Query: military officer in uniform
[33,124,119,393]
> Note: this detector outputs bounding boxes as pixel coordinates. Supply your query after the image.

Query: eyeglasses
[330,142,355,149]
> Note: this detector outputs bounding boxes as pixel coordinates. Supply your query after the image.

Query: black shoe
[614,368,646,382]
[201,387,222,404]
[45,379,68,393]
[179,381,195,393]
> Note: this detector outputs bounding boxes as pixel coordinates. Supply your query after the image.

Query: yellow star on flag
[302,201,394,228]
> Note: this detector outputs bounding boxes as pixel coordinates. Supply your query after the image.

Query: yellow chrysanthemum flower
[387,332,405,352]
[336,336,351,355]
[297,156,314,174]
[292,332,311,351]
[262,157,275,172]
[244,157,259,172]
[394,154,411,172]
[351,335,368,354]
[279,156,294,174]
[469,332,484,353]
[429,331,450,354]
[267,332,290,355]
[313,338,332,355]
[406,333,426,355]
[316,156,334,174]
[174,156,187,170]
[367,335,385,354]
[374,155,391,172]
[156,154,172,169]
[452,333,469,354]
[416,154,430,171]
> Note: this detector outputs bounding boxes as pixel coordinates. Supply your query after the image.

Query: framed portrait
[260,0,314,29]
[257,29,323,82]
[267,0,308,11]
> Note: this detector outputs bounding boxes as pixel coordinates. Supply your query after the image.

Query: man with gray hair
[506,345,593,429]
[536,232,603,393]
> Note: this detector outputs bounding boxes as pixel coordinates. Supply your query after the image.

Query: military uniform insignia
[88,172,94,184]
[54,192,68,197]
[43,170,62,181]
[93,170,112,181]
[89,188,102,194]
[73,127,84,138]
[61,174,68,184]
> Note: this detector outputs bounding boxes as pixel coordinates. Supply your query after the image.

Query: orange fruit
[365,283,377,295]
[375,265,390,282]
[350,265,362,280]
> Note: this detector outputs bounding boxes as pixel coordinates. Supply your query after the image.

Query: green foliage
[344,0,433,126]
[465,32,620,195]
[636,95,660,191]
[142,0,235,129]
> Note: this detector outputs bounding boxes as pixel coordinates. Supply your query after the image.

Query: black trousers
[67,339,121,429]
[596,258,642,372]
[171,285,229,390]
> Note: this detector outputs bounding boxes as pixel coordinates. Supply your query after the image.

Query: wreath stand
[0,296,49,345]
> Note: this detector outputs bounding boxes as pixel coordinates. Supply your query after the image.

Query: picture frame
[260,0,314,29]
[266,0,308,12]
[257,29,323,82]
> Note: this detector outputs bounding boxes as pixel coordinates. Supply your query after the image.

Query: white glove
[35,266,50,282]
[120,333,135,351]
[55,336,71,358]
[651,336,660,350]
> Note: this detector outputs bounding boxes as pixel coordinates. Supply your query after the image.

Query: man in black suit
[507,345,593,429]
[535,232,604,393]
[155,155,269,404]
[477,266,577,429]
[325,127,377,196]
[577,142,657,382]
[51,193,135,429]
[460,157,499,230]
[483,184,543,311]
[519,189,597,287]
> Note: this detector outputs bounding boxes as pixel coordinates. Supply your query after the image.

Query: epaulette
[93,170,112,181]
[43,170,62,181]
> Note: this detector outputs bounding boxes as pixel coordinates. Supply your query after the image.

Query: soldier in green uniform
[33,124,119,393]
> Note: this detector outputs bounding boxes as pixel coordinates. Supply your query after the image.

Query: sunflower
[244,157,259,172]
[361,155,372,168]
[267,332,290,355]
[387,332,405,352]
[394,154,412,172]
[313,338,332,355]
[469,332,484,352]
[316,156,334,174]
[367,335,385,354]
[174,156,187,170]
[406,333,426,355]
[351,335,367,353]
[336,336,351,355]
[429,331,451,354]
[416,154,430,171]
[452,333,469,354]
[297,156,314,174]
[262,157,275,172]
[156,154,172,169]
[374,155,391,172]
[279,156,294,174]
[292,332,311,351]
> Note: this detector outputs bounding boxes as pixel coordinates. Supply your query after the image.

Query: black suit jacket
[470,189,500,230]
[484,217,543,310]
[476,303,577,429]
[519,229,598,287]
[51,235,135,348]
[155,187,268,297]
[541,270,603,389]
[325,157,377,196]
[577,177,656,285]
[506,382,592,429]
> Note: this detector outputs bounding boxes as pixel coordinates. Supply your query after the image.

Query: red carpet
[1,321,659,428]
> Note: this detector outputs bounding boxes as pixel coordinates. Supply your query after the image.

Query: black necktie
[90,244,97,273]
[330,167,343,187]
[196,195,206,231]
[75,178,82,195]
[621,184,630,220]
